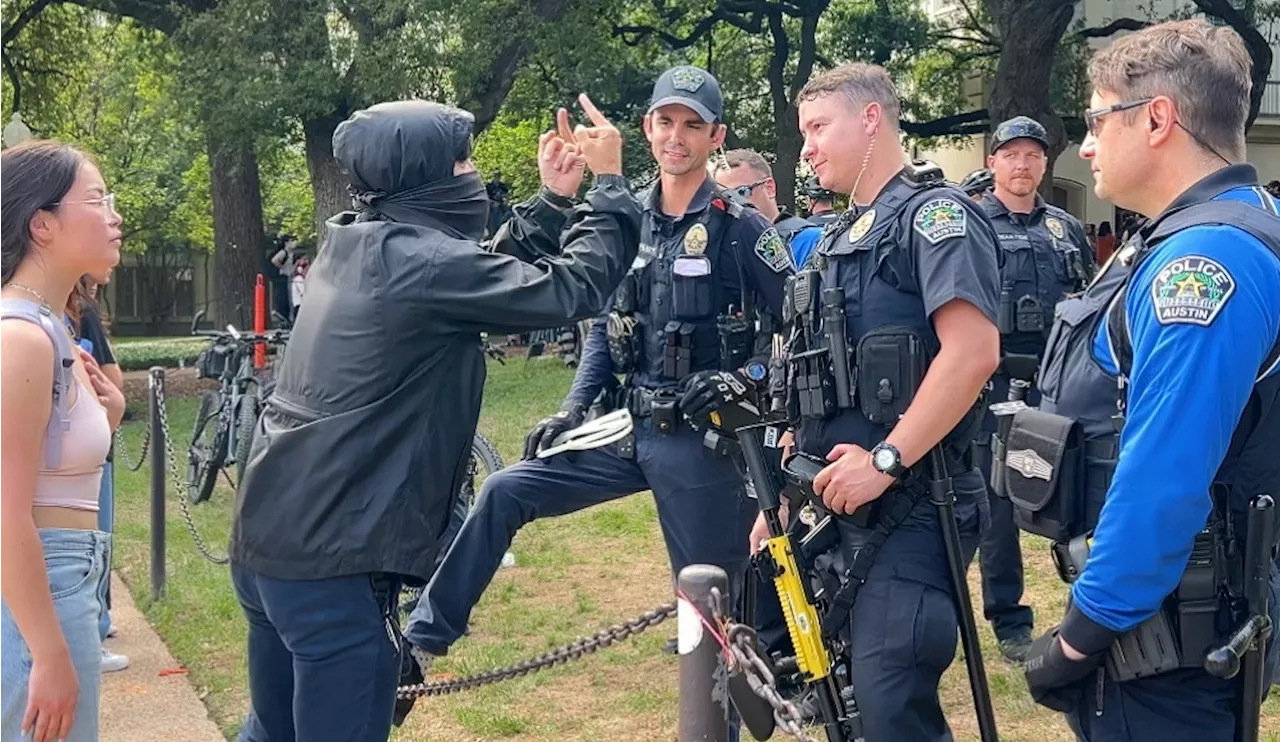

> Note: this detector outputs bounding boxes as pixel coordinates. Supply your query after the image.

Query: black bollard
[149,367,166,601]
[678,564,731,742]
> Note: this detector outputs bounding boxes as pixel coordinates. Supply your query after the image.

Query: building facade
[915,0,1280,230]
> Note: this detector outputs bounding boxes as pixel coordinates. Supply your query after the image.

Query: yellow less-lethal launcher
[734,422,865,742]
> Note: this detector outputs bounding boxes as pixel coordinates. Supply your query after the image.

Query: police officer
[1018,20,1280,741]
[404,66,789,675]
[714,148,824,268]
[975,116,1095,663]
[801,175,841,227]
[752,61,1001,741]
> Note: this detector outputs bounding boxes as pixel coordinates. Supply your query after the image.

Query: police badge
[684,223,709,255]
[848,209,876,243]
[671,67,705,93]
[1046,217,1065,240]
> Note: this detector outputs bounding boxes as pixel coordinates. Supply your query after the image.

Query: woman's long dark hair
[1,139,90,286]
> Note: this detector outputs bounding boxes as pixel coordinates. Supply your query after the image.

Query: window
[173,267,194,319]
[114,267,139,319]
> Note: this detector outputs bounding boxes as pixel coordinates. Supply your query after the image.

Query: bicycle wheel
[234,381,261,485]
[399,434,506,617]
[187,390,228,504]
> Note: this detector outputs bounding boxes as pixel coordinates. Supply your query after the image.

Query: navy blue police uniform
[1017,164,1280,740]
[788,164,1000,741]
[403,173,790,660]
[974,120,1096,656]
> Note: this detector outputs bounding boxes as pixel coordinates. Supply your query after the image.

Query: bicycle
[186,310,289,504]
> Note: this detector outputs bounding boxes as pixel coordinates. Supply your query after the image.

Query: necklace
[6,283,51,307]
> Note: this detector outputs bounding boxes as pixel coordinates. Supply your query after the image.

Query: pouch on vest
[671,255,714,320]
[1003,408,1085,542]
[856,327,927,426]
[607,312,639,374]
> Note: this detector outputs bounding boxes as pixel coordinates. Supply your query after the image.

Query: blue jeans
[232,566,403,742]
[2,528,110,742]
[97,461,114,639]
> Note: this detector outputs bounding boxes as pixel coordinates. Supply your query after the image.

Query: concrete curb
[100,573,226,742]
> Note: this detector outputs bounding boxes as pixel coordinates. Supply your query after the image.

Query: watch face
[745,361,767,381]
[874,447,897,471]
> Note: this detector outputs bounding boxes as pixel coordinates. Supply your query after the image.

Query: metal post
[678,564,731,742]
[149,367,166,601]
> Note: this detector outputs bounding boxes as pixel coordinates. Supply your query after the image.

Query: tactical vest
[775,213,813,245]
[611,197,756,389]
[1,298,75,468]
[799,174,983,454]
[1033,199,1280,535]
[989,200,1091,356]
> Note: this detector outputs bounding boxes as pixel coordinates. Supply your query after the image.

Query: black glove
[679,368,761,427]
[1023,627,1104,713]
[522,403,586,460]
[392,642,425,726]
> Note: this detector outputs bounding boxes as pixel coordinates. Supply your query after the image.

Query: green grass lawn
[109,358,1280,741]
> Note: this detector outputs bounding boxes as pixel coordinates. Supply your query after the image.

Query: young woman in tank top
[2,140,125,742]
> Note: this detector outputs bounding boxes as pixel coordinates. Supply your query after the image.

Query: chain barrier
[396,602,677,699]
[113,425,151,472]
[153,377,230,565]
[723,623,821,742]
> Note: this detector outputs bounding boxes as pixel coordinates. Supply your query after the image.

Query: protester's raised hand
[537,108,586,198]
[572,94,623,177]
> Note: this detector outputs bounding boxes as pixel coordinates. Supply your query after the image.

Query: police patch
[671,67,705,92]
[1150,255,1236,327]
[913,198,968,244]
[1046,216,1065,240]
[753,227,793,273]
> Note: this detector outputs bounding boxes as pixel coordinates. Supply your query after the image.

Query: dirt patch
[122,367,217,409]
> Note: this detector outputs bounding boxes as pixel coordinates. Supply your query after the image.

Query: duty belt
[622,386,675,417]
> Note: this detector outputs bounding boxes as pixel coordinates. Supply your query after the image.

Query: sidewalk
[100,573,226,742]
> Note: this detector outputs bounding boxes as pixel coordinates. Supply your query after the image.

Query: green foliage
[259,138,318,247]
[113,337,209,371]
[472,116,542,203]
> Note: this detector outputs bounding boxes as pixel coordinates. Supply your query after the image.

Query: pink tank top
[32,379,111,511]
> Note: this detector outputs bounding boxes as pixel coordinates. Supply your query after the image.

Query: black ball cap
[648,66,723,124]
[991,116,1049,154]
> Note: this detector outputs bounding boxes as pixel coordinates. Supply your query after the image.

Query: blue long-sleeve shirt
[1062,182,1280,654]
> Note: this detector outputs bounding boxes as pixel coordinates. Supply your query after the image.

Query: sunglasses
[729,178,771,201]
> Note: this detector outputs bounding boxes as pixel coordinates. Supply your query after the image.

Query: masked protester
[228,98,639,742]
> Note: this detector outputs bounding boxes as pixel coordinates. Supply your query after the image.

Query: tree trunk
[983,0,1077,201]
[304,114,350,246]
[773,110,803,212]
[208,136,266,329]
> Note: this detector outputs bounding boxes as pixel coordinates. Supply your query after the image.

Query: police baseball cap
[991,116,1049,154]
[648,66,723,124]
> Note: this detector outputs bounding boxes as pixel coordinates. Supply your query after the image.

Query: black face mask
[353,171,490,242]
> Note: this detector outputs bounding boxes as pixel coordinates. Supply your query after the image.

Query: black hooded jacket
[229,101,641,582]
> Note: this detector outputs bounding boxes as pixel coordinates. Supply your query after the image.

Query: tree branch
[2,0,62,45]
[1192,0,1273,129]
[1076,17,1148,38]
[954,0,997,44]
[2,51,20,112]
[614,7,762,48]
[900,108,989,137]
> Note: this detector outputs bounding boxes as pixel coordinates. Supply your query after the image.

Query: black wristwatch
[870,441,907,478]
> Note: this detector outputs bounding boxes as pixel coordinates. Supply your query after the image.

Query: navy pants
[1065,566,1280,742]
[840,468,988,742]
[404,415,757,656]
[232,566,403,742]
[975,373,1036,641]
